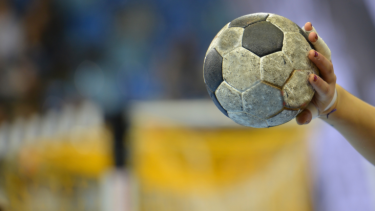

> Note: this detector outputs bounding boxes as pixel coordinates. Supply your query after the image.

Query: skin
[296,22,375,165]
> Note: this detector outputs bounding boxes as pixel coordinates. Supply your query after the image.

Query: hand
[296,22,338,125]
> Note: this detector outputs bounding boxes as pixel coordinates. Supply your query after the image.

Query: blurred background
[1,0,375,210]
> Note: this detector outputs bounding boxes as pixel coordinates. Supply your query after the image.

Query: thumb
[296,103,318,125]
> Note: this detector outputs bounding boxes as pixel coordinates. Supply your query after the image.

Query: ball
[203,13,319,128]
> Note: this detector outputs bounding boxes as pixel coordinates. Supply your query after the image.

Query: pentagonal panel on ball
[204,48,224,92]
[282,70,315,109]
[228,112,268,128]
[282,32,313,70]
[223,47,260,91]
[229,13,269,28]
[243,82,283,119]
[260,51,293,87]
[215,82,243,112]
[266,109,299,127]
[214,27,244,56]
[242,21,284,57]
[266,14,300,33]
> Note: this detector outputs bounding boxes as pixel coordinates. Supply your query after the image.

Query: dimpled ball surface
[203,13,319,128]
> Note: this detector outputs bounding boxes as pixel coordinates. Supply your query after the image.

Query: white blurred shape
[56,104,76,136]
[24,114,41,144]
[76,101,103,129]
[40,109,59,139]
[8,117,25,150]
[101,169,130,211]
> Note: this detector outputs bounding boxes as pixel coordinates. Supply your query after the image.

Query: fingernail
[305,120,311,124]
[314,51,318,57]
[315,34,318,42]
[313,75,317,82]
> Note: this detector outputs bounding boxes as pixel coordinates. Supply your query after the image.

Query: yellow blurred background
[1,100,317,211]
[130,100,314,211]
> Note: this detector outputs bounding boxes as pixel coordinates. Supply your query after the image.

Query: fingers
[302,22,331,61]
[308,50,336,84]
[308,73,330,98]
[296,109,312,125]
[304,22,312,31]
[303,22,335,84]
[297,22,337,126]
[308,32,318,43]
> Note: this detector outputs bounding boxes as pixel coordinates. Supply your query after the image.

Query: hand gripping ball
[203,13,319,128]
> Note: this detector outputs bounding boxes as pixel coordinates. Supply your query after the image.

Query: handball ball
[203,13,319,128]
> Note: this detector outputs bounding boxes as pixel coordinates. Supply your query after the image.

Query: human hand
[296,22,338,125]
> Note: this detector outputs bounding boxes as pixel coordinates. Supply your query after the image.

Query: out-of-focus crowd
[0,0,229,123]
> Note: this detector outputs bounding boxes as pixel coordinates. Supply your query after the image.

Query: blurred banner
[0,102,114,211]
[130,100,314,211]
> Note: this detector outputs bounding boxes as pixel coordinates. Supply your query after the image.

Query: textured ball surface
[203,13,318,128]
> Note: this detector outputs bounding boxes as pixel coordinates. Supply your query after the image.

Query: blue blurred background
[1,0,375,210]
[1,0,375,115]
[0,0,231,118]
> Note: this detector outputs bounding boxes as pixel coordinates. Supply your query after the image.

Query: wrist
[319,84,340,120]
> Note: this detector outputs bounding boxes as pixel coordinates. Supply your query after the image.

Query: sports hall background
[0,0,375,210]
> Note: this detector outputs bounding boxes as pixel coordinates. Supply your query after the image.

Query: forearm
[321,85,375,164]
